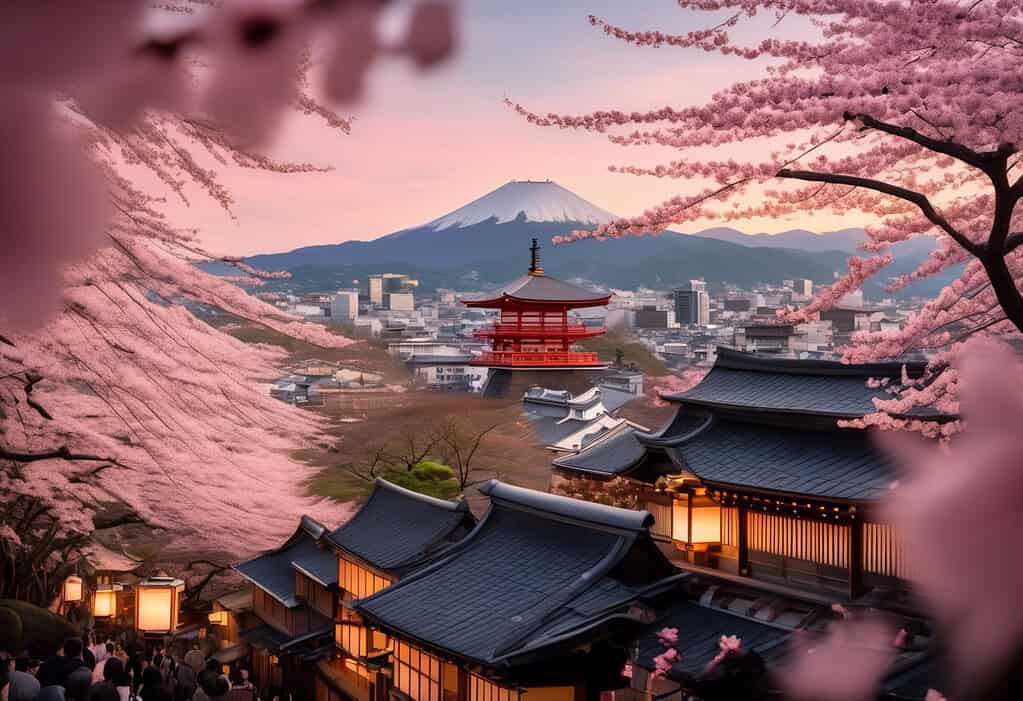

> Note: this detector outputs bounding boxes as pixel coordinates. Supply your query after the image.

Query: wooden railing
[472,351,601,367]
[473,324,605,339]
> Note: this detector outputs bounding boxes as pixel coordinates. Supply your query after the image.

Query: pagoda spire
[528,238,545,276]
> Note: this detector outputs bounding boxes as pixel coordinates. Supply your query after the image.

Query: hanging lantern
[134,576,185,634]
[62,575,84,603]
[93,583,124,618]
[207,610,230,626]
[671,488,722,545]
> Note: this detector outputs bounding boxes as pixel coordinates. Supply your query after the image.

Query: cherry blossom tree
[1,0,457,606]
[509,0,1023,421]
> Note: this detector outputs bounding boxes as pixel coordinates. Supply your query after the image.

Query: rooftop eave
[464,292,611,309]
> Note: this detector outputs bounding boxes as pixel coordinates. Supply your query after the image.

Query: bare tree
[340,416,500,491]
[437,418,500,490]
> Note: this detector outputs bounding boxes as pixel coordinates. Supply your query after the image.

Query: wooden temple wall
[862,521,911,580]
[746,512,850,569]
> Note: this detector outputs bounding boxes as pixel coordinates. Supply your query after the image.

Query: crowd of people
[0,635,286,701]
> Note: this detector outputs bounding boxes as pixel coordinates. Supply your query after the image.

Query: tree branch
[0,444,131,469]
[776,168,983,257]
[23,372,53,421]
[845,111,1001,171]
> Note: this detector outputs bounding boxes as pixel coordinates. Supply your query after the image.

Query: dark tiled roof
[235,531,332,607]
[356,481,669,665]
[465,274,609,305]
[597,386,638,413]
[635,601,790,678]
[552,409,709,479]
[527,415,611,448]
[677,417,896,501]
[291,546,339,588]
[326,479,472,575]
[552,426,646,477]
[664,348,952,420]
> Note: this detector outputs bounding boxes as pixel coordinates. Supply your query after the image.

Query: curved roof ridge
[478,480,653,532]
[299,514,327,540]
[713,346,927,379]
[324,479,472,574]
[636,413,715,447]
[488,531,635,660]
[370,477,470,513]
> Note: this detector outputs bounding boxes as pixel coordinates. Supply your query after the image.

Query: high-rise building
[330,289,359,323]
[793,278,813,297]
[369,273,419,306]
[673,280,710,326]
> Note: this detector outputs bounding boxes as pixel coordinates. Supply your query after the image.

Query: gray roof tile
[676,418,897,501]
[235,532,333,607]
[552,427,647,476]
[356,482,669,665]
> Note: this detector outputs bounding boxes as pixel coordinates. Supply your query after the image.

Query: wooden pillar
[737,505,750,577]
[848,517,865,599]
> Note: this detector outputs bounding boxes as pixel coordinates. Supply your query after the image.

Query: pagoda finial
[528,238,544,276]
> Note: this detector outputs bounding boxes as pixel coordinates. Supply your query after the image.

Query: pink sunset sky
[172,1,854,256]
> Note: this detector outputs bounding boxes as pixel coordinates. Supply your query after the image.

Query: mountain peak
[426,180,616,230]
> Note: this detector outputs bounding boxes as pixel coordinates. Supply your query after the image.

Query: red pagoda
[465,239,611,371]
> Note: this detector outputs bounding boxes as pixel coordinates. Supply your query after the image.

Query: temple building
[233,516,339,695]
[232,480,474,701]
[551,347,956,700]
[319,480,476,701]
[355,480,684,701]
[465,240,612,398]
[554,348,957,595]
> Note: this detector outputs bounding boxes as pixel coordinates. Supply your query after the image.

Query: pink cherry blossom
[1,1,460,602]
[656,626,679,647]
[510,1,1023,424]
[652,647,680,678]
[785,619,895,701]
[878,338,1023,698]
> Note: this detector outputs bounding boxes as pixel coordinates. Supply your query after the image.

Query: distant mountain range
[214,180,950,297]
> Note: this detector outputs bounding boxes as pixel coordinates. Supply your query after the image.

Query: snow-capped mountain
[425,180,615,230]
[222,180,949,297]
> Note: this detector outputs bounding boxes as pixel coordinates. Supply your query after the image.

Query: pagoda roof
[663,348,956,421]
[669,416,897,501]
[355,480,679,667]
[325,479,474,576]
[464,273,610,307]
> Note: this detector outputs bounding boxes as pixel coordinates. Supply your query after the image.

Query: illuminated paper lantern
[63,575,83,603]
[671,490,722,545]
[134,576,185,633]
[93,583,123,618]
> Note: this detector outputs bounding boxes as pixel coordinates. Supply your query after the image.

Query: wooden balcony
[472,351,604,368]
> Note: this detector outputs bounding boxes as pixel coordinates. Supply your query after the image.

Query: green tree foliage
[382,461,460,500]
